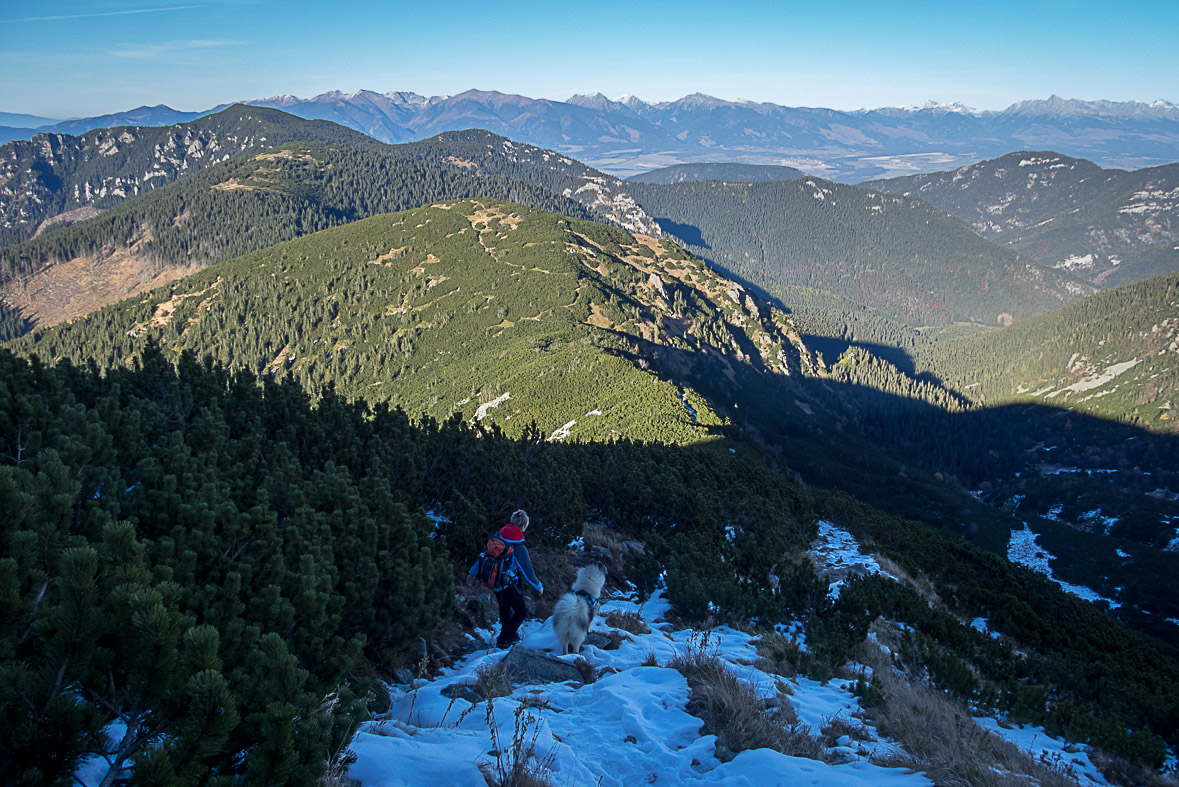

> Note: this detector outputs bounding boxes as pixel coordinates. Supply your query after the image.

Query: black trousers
[495,585,527,644]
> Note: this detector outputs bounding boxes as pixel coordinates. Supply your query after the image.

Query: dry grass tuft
[874,554,944,609]
[602,629,629,650]
[861,648,1078,787]
[603,609,650,635]
[480,702,556,787]
[754,631,811,679]
[581,523,620,554]
[475,661,515,700]
[1090,751,1179,787]
[669,634,822,762]
[518,689,559,714]
[577,522,635,583]
[820,715,876,748]
[573,656,599,684]
[319,747,360,787]
[641,651,660,667]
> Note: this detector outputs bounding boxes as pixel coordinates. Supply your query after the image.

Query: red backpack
[476,536,515,590]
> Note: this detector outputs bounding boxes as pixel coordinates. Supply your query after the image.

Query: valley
[2,97,1178,787]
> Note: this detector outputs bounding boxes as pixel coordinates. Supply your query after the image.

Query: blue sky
[1,0,1176,118]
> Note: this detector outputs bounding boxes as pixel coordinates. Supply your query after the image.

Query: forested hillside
[0,105,379,248]
[11,197,1179,645]
[10,199,815,444]
[627,178,1095,326]
[915,271,1179,430]
[0,142,592,329]
[865,152,1179,288]
[393,129,659,234]
[5,341,1178,784]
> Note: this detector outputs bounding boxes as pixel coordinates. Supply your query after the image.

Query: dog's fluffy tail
[572,563,606,595]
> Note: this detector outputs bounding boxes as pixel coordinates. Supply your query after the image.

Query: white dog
[551,564,607,656]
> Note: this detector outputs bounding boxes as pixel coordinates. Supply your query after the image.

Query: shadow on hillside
[801,334,946,386]
[653,218,710,249]
[601,331,1179,645]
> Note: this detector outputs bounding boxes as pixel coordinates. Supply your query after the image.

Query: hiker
[467,509,544,648]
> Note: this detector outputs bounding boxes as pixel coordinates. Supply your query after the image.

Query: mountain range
[863,152,1179,289]
[3,100,1179,785]
[2,105,1173,630]
[5,91,1179,181]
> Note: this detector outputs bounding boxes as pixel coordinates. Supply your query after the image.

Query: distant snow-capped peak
[905,100,984,116]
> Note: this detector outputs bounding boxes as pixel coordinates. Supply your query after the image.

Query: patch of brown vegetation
[33,206,104,239]
[467,205,523,231]
[632,234,665,256]
[443,156,478,170]
[586,303,612,329]
[148,281,219,328]
[264,344,294,374]
[860,646,1078,787]
[411,286,461,312]
[210,179,278,193]
[669,635,821,763]
[254,149,320,164]
[367,246,405,265]
[1,230,203,328]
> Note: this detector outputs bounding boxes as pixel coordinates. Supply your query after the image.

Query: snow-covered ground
[809,520,897,599]
[1008,524,1121,608]
[348,588,928,786]
[343,579,1110,786]
[72,525,1122,786]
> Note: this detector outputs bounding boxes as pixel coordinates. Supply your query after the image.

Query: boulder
[617,540,646,556]
[392,668,414,685]
[501,646,584,685]
[584,632,613,650]
[440,683,484,704]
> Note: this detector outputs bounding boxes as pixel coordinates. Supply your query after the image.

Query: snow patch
[548,420,576,442]
[1045,358,1143,398]
[1052,253,1095,272]
[1008,524,1120,608]
[343,588,932,787]
[472,392,510,421]
[974,718,1111,786]
[809,521,895,600]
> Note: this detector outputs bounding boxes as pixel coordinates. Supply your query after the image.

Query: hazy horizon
[1,0,1175,119]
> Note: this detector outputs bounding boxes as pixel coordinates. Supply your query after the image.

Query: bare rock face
[500,646,583,685]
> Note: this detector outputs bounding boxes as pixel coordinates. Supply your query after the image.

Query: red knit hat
[500,524,525,541]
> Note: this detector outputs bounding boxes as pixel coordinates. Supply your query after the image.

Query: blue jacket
[469,526,543,591]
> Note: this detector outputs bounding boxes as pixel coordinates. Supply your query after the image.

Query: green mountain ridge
[626,177,1096,327]
[864,151,1179,289]
[0,140,594,328]
[12,198,1179,640]
[11,199,815,445]
[0,104,379,249]
[917,270,1179,430]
